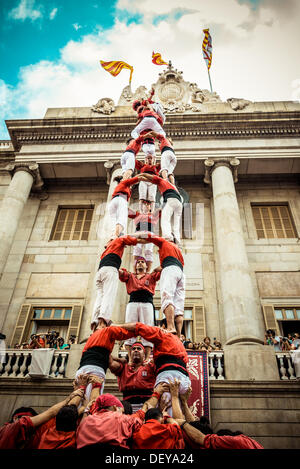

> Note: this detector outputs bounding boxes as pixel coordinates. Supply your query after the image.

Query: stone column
[204,158,265,346]
[0,162,43,279]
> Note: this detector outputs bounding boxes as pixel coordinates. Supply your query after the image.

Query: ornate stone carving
[91,98,115,115]
[189,83,221,104]
[227,98,251,111]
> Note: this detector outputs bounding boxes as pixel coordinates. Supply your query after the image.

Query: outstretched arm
[175,420,206,446]
[30,389,85,428]
[168,379,184,419]
[179,387,196,422]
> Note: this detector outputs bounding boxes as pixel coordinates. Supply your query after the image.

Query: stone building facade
[0,65,299,448]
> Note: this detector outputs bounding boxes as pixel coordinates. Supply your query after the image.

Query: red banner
[187,351,210,421]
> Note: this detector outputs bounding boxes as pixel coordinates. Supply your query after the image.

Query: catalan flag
[202,29,212,70]
[100,60,134,83]
[152,51,168,66]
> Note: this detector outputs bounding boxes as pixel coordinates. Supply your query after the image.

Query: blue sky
[1,0,300,140]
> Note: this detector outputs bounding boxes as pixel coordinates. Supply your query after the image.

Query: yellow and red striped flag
[152,51,168,66]
[100,60,133,83]
[202,29,212,70]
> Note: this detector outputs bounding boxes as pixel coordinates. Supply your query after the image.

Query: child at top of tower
[131,89,166,140]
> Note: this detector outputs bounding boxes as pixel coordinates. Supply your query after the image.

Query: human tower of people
[0,92,264,450]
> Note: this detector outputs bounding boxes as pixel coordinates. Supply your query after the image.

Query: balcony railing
[0,349,69,379]
[276,352,298,380]
[208,351,225,380]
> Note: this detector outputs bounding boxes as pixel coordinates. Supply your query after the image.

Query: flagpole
[207,69,213,93]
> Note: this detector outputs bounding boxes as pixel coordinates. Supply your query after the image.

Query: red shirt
[135,160,160,175]
[37,418,76,449]
[132,419,185,449]
[151,175,180,195]
[138,109,163,126]
[111,176,139,201]
[125,136,144,155]
[83,326,135,354]
[157,134,174,152]
[146,235,184,267]
[115,361,156,398]
[76,409,145,449]
[0,416,34,449]
[128,209,160,232]
[203,434,264,449]
[135,323,188,368]
[100,236,137,261]
[119,270,160,295]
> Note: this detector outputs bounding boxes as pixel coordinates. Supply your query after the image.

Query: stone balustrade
[1,349,298,381]
[0,349,69,379]
[276,352,298,380]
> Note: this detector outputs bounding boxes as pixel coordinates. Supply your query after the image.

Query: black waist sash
[161,146,174,154]
[143,138,155,145]
[129,290,153,303]
[162,256,183,271]
[99,253,121,270]
[155,355,188,377]
[126,149,135,154]
[162,188,182,203]
[112,191,128,200]
[79,346,110,372]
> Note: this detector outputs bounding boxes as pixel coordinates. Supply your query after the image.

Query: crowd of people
[264,330,300,351]
[13,332,76,350]
[181,335,222,352]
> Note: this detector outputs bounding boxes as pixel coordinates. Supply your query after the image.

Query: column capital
[104,160,121,185]
[4,162,44,192]
[204,158,240,184]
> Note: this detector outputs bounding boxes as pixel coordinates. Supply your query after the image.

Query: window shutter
[66,305,84,343]
[262,305,280,335]
[194,305,206,342]
[183,203,193,239]
[10,304,32,347]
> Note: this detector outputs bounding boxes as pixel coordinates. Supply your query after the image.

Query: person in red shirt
[120,135,144,180]
[108,174,143,238]
[75,323,135,401]
[135,155,161,213]
[128,201,161,271]
[112,322,191,417]
[0,389,84,449]
[178,420,264,449]
[76,384,167,450]
[109,341,156,412]
[132,407,185,449]
[136,234,185,336]
[144,131,177,185]
[91,235,138,331]
[140,172,183,246]
[131,96,166,140]
[119,256,161,358]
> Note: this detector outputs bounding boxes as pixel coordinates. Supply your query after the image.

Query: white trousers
[108,196,128,235]
[124,302,154,348]
[133,242,154,262]
[120,151,135,173]
[75,365,106,401]
[139,181,157,202]
[142,143,156,157]
[160,149,177,175]
[161,197,182,242]
[155,370,191,417]
[91,266,119,326]
[131,117,166,139]
[160,265,185,316]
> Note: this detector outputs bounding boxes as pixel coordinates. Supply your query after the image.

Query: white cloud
[72,23,82,31]
[1,0,300,139]
[8,0,43,22]
[49,7,58,20]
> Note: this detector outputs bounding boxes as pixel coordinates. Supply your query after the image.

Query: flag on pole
[202,29,212,70]
[152,51,168,66]
[100,60,134,83]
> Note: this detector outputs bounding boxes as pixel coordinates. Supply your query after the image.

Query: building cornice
[5,110,300,151]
